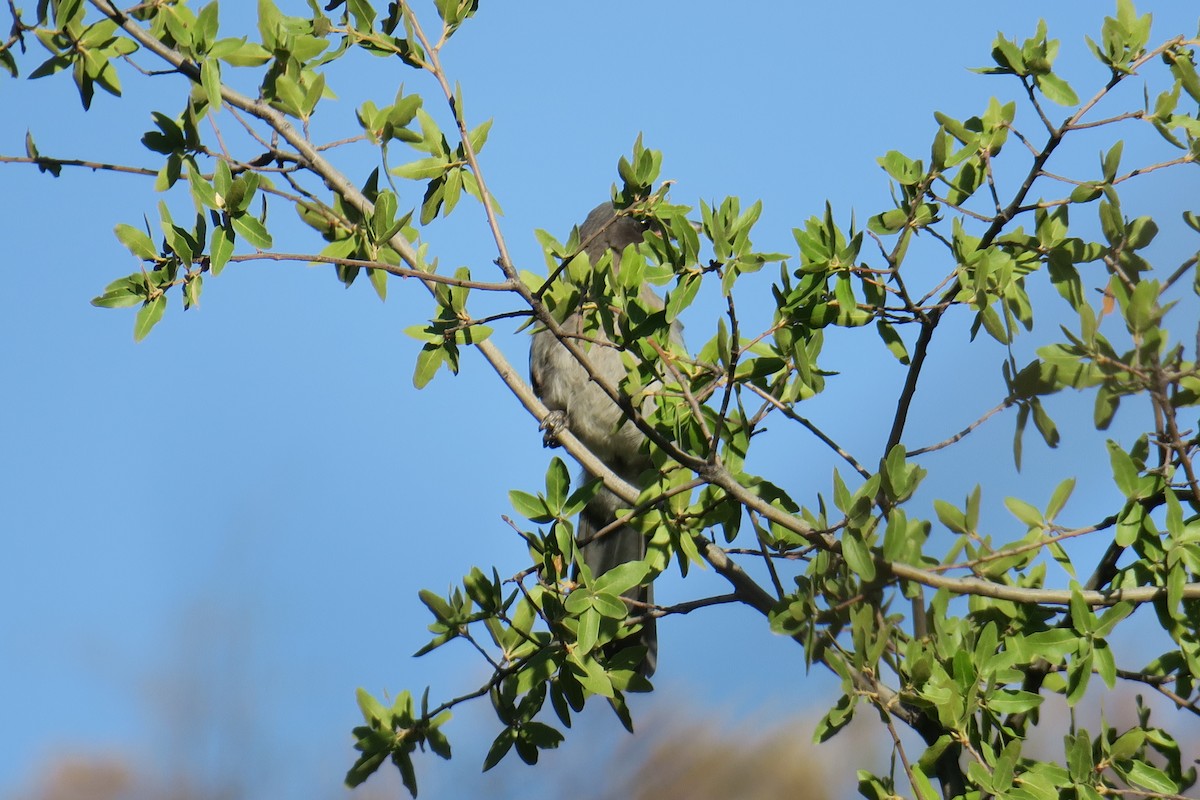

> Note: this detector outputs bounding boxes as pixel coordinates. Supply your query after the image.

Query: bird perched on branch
[529,202,679,677]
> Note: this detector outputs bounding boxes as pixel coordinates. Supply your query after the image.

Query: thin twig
[0,153,156,176]
[230,252,515,290]
[907,396,1017,456]
[743,382,872,479]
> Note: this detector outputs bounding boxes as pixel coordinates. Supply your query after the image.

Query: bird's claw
[539,409,567,449]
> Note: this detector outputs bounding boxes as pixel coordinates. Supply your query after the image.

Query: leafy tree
[3,2,1200,798]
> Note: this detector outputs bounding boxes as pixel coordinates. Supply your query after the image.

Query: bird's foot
[539,409,567,449]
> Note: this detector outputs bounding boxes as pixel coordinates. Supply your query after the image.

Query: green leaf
[1069,586,1096,636]
[426,718,453,760]
[1125,216,1157,250]
[1045,477,1075,520]
[1105,440,1139,497]
[1108,729,1144,762]
[482,729,515,771]
[92,275,146,309]
[1065,644,1093,705]
[867,208,908,235]
[841,531,877,581]
[230,213,273,249]
[1035,72,1079,106]
[1125,761,1178,794]
[114,223,158,260]
[302,71,326,117]
[187,165,219,210]
[216,39,272,67]
[563,479,602,519]
[404,323,444,344]
[590,592,627,619]
[593,561,650,597]
[453,323,491,345]
[466,118,492,154]
[1066,730,1093,783]
[1030,400,1059,447]
[909,764,940,800]
[1013,403,1028,469]
[412,630,455,657]
[987,690,1044,714]
[991,34,1026,74]
[206,158,229,196]
[545,457,569,509]
[394,750,418,797]
[1093,601,1133,638]
[934,499,969,534]
[877,149,921,185]
[1114,502,1144,547]
[200,57,222,109]
[413,342,447,388]
[665,273,700,321]
[417,589,455,623]
[92,292,144,310]
[882,443,916,500]
[414,108,446,155]
[183,273,202,309]
[875,320,910,364]
[133,295,166,341]
[355,687,389,724]
[513,649,558,695]
[575,607,600,654]
[393,157,449,181]
[228,171,259,214]
[368,267,387,302]
[52,0,81,29]
[345,747,386,787]
[155,155,183,191]
[420,177,446,224]
[1004,496,1044,528]
[1093,386,1119,430]
[270,73,306,117]
[1093,640,1116,688]
[371,189,398,240]
[814,694,857,743]
[1101,140,1123,183]
[520,721,564,752]
[1070,182,1102,203]
[569,654,614,698]
[209,223,233,275]
[509,489,553,524]
[1172,53,1200,103]
[1012,628,1080,666]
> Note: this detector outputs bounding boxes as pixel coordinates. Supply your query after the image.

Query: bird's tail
[577,492,657,678]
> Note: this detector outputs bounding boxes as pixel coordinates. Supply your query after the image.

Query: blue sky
[2,2,1199,798]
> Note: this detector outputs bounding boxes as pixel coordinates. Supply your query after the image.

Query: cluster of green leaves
[389,106,493,224]
[405,263,492,388]
[348,687,450,794]
[350,457,658,787]
[858,701,1189,800]
[978,19,1080,105]
[15,0,475,342]
[91,205,218,340]
[86,145,274,338]
[5,1,1200,798]
[21,0,137,108]
[5,0,496,345]
[297,167,420,296]
[767,9,1200,798]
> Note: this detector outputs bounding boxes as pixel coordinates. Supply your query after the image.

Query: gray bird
[529,202,676,677]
